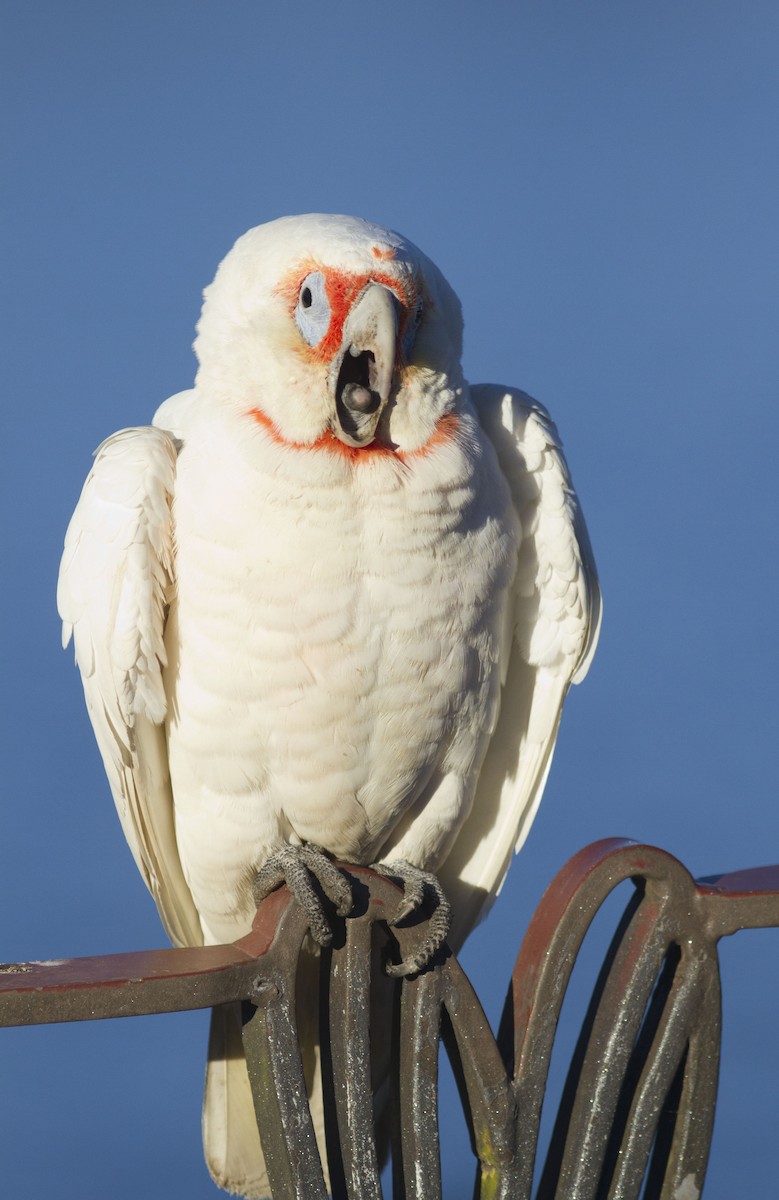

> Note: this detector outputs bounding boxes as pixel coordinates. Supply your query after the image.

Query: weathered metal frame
[1,839,778,1198]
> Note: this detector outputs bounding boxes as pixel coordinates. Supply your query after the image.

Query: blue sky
[2,3,778,1196]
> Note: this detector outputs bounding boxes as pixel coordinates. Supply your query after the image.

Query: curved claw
[253,843,353,946]
[370,859,453,977]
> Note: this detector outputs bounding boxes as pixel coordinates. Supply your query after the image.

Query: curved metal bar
[502,840,727,1199]
[552,893,679,1198]
[326,915,384,1198]
[660,967,722,1200]
[396,966,444,1200]
[501,840,663,1192]
[241,900,329,1200]
[605,949,705,1198]
[1,843,778,1200]
[438,956,520,1200]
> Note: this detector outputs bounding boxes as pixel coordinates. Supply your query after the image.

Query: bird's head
[193,214,464,455]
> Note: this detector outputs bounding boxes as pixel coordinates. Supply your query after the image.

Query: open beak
[328,282,399,448]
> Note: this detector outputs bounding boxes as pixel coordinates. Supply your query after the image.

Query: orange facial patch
[275,260,420,365]
[371,244,396,261]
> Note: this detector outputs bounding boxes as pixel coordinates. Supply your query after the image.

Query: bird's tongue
[334,348,383,446]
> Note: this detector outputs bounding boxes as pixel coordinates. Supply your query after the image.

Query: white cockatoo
[57,214,601,1197]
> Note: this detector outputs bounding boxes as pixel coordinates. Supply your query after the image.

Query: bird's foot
[370,859,452,977]
[252,843,353,947]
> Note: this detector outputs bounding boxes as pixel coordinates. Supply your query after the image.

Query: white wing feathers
[57,427,202,948]
[442,385,601,944]
[488,387,601,689]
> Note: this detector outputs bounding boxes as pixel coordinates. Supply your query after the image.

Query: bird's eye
[294,272,330,346]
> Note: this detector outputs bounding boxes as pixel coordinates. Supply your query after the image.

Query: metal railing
[1,838,778,1199]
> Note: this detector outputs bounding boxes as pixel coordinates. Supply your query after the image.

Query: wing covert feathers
[443,385,601,943]
[57,427,202,947]
[474,385,601,685]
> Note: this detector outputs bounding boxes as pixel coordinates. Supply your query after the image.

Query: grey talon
[393,897,418,924]
[301,844,353,916]
[252,843,353,946]
[370,859,453,975]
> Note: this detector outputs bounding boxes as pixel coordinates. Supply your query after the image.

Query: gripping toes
[253,843,353,946]
[371,859,453,977]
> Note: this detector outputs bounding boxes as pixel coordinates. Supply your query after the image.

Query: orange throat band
[246,407,459,463]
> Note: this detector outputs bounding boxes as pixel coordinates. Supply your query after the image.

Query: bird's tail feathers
[203,1003,270,1199]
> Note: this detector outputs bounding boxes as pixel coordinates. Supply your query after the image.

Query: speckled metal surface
[1,844,777,1199]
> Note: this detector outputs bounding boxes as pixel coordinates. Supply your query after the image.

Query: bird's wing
[57,425,203,947]
[442,385,601,944]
